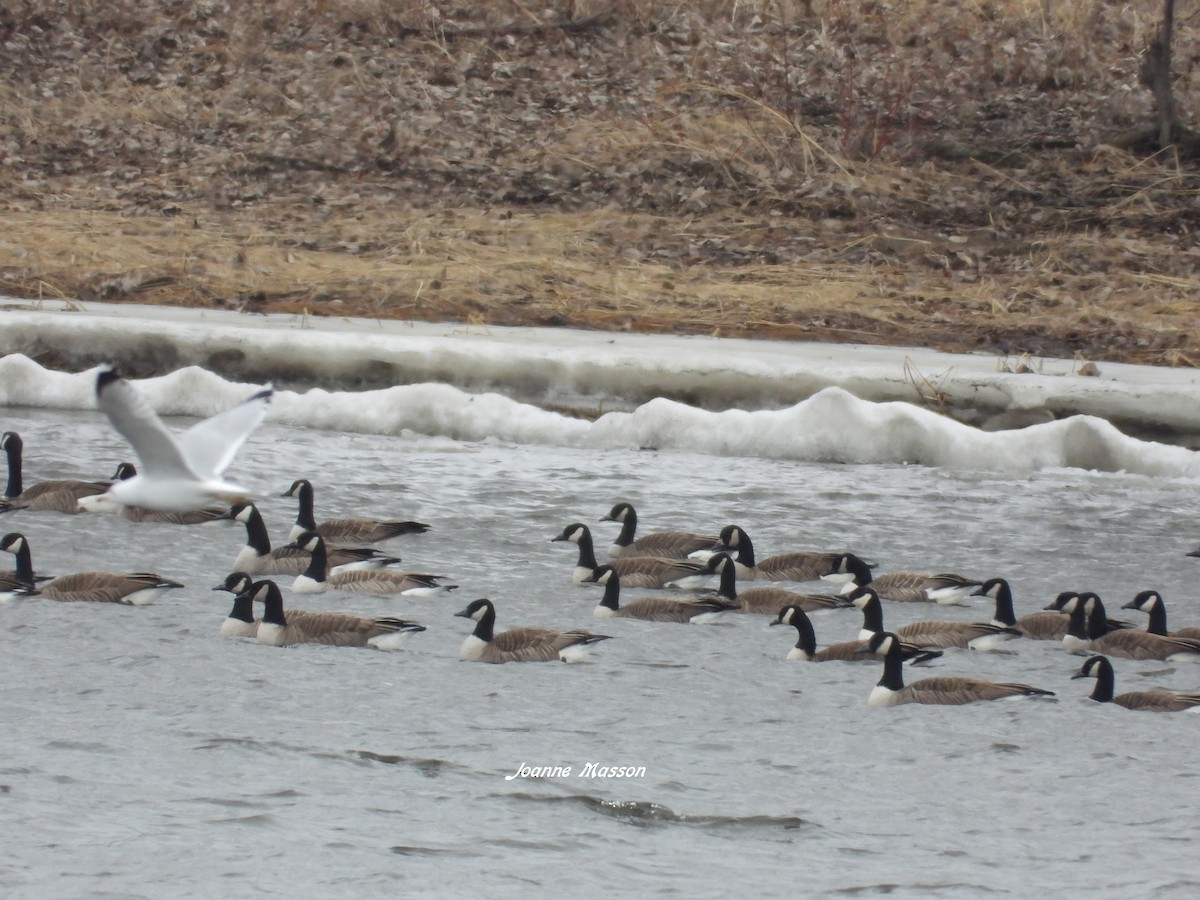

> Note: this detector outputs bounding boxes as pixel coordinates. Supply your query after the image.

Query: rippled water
[2,405,1200,897]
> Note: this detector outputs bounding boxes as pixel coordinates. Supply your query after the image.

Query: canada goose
[769,604,942,664]
[1120,590,1200,640]
[599,502,717,559]
[285,531,456,596]
[867,632,1055,707]
[1072,655,1200,712]
[281,478,431,544]
[455,597,612,663]
[1,484,103,515]
[1,430,108,511]
[214,571,256,597]
[245,580,426,649]
[214,574,261,638]
[1062,593,1200,661]
[77,477,226,524]
[0,571,40,602]
[702,552,853,615]
[93,366,273,512]
[977,579,1077,640]
[1039,590,1134,634]
[550,522,710,588]
[222,502,398,575]
[212,572,338,638]
[708,525,841,582]
[0,531,183,604]
[829,552,982,605]
[584,565,738,623]
[841,583,1021,651]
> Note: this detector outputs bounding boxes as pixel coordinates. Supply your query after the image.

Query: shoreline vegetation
[3,2,1200,372]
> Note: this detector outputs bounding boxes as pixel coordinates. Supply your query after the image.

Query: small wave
[354,750,470,778]
[204,812,278,827]
[501,792,811,830]
[829,882,1005,896]
[389,845,468,857]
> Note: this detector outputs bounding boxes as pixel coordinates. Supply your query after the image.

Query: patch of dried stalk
[1,1,1199,367]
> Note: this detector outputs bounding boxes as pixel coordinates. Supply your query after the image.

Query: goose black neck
[1085,596,1109,640]
[599,574,621,611]
[260,585,287,627]
[8,539,35,582]
[877,644,905,690]
[714,556,738,601]
[1089,658,1116,703]
[2,433,22,499]
[859,592,885,633]
[293,481,316,531]
[613,509,638,547]
[989,580,1017,627]
[792,610,817,656]
[242,507,272,555]
[1065,597,1089,640]
[728,530,755,567]
[574,527,599,569]
[229,594,256,624]
[472,604,496,642]
[1142,601,1169,636]
[301,537,328,581]
[849,554,874,585]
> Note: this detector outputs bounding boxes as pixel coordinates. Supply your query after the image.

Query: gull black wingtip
[95,365,121,395]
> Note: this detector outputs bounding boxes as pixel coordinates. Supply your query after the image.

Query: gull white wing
[94,367,199,479]
[177,386,274,478]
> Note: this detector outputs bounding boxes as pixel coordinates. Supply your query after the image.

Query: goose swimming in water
[281,478,431,545]
[1,531,182,605]
[598,502,718,559]
[867,632,1055,707]
[455,597,612,663]
[551,522,710,589]
[1,430,108,513]
[585,565,738,623]
[1072,655,1200,711]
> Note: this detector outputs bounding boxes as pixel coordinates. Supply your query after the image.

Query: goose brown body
[287,531,455,595]
[1072,655,1200,711]
[703,552,852,615]
[600,502,717,559]
[1064,594,1200,661]
[2,431,108,513]
[1121,590,1200,640]
[868,633,1055,706]
[224,502,398,575]
[456,598,612,663]
[709,525,841,582]
[282,478,431,545]
[552,523,709,588]
[250,579,426,648]
[2,531,182,604]
[831,552,982,605]
[585,566,737,623]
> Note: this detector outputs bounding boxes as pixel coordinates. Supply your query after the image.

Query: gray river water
[2,404,1199,898]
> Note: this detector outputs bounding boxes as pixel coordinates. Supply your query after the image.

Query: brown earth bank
[2,1,1200,371]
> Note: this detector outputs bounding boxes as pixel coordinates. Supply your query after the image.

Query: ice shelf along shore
[2,297,1200,466]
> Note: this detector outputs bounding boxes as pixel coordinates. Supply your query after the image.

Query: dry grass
[2,0,1199,367]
